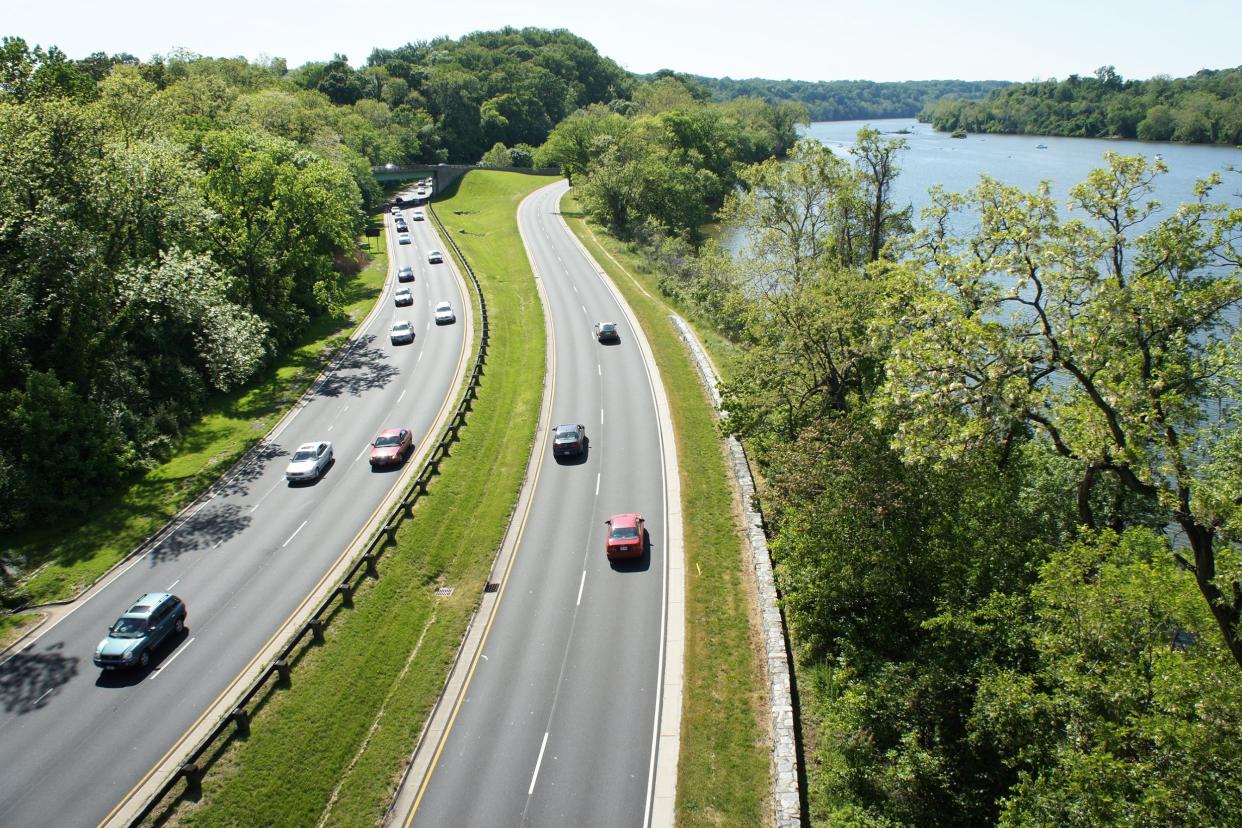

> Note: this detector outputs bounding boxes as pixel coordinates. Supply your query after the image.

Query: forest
[921,65,1242,144]
[652,135,1242,825]
[690,75,1010,121]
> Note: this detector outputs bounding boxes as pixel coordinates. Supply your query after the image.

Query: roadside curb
[670,315,802,828]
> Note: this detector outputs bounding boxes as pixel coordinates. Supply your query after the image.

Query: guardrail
[128,206,489,826]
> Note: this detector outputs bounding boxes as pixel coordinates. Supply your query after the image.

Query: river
[802,117,1242,222]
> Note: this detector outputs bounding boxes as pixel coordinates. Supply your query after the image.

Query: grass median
[559,196,768,826]
[156,170,551,827]
[0,236,390,649]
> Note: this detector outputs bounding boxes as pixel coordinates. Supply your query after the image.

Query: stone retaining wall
[670,315,801,828]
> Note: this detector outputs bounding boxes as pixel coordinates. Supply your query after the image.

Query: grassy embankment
[559,195,769,827]
[0,235,390,648]
[155,170,550,827]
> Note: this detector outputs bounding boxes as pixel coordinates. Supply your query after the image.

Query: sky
[6,0,1241,83]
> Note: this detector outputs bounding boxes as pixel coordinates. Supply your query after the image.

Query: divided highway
[407,180,677,827]
[0,194,470,827]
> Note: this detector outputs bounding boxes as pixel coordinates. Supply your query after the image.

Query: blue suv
[93,592,187,670]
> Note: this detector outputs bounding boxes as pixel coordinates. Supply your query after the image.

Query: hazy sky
[6,0,1240,83]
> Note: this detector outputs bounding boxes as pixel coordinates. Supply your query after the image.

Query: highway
[0,191,471,827]
[408,179,675,827]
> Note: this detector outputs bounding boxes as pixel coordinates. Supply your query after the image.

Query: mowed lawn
[559,195,768,827]
[0,234,389,648]
[156,170,552,827]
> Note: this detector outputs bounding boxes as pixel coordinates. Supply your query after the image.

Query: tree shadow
[214,442,289,498]
[314,335,400,398]
[149,502,252,563]
[0,643,80,714]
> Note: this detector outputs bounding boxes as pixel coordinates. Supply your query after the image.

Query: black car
[397,266,415,283]
[93,592,187,670]
[552,423,587,457]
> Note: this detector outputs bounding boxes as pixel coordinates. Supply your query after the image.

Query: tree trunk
[1182,519,1242,671]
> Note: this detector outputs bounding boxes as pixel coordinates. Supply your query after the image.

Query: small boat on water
[1036,143,1048,149]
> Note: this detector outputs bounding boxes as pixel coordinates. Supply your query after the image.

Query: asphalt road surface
[409,179,671,827]
[0,197,469,827]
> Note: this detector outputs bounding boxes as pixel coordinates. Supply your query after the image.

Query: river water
[802,117,1242,223]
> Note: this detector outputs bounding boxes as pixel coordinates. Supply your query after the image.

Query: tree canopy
[921,65,1242,144]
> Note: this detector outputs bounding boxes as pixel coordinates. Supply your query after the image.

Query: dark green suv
[93,592,187,670]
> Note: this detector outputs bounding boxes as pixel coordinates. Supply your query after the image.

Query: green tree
[878,154,1242,669]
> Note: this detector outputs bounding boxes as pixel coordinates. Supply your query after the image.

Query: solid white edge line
[282,520,308,548]
[167,579,179,591]
[576,570,586,606]
[595,473,600,496]
[528,731,550,796]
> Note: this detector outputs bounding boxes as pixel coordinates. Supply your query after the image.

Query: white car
[398,233,411,246]
[434,301,455,324]
[394,287,413,306]
[427,249,443,264]
[390,320,415,344]
[390,205,401,215]
[285,441,333,482]
[412,209,425,221]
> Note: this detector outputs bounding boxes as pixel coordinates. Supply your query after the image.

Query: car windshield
[110,617,148,638]
[292,450,316,462]
[610,526,640,540]
[437,304,450,311]
[394,323,411,331]
[375,435,402,447]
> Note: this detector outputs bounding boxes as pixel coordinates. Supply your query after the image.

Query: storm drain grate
[434,586,454,597]
[483,582,500,593]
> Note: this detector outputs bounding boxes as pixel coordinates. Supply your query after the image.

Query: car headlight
[122,650,136,662]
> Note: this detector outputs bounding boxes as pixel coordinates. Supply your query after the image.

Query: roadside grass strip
[156,171,549,827]
[560,196,768,826]
[0,236,389,647]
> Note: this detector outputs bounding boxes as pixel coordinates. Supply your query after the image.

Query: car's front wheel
[175,617,184,634]
[138,650,150,668]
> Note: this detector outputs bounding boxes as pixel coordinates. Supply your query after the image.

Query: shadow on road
[149,502,252,563]
[214,441,289,498]
[0,642,80,714]
[315,335,400,398]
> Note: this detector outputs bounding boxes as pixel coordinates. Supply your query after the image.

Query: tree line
[688,75,1011,122]
[653,134,1242,824]
[922,64,1242,144]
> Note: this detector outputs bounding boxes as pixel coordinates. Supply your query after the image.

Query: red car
[604,513,645,560]
[369,428,413,468]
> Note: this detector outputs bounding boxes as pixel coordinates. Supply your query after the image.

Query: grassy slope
[160,171,550,827]
[559,197,767,826]
[0,236,389,648]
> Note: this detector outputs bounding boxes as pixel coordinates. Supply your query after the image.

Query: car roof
[377,427,406,438]
[127,592,174,614]
[295,442,323,452]
[554,423,580,434]
[392,320,412,328]
[435,301,451,309]
[398,265,413,272]
[599,321,617,329]
[608,513,641,527]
